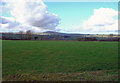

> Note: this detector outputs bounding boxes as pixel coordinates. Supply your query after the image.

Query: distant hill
[42,31,85,36]
[41,31,67,36]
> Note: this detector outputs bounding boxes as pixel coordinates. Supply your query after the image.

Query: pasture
[2,40,118,81]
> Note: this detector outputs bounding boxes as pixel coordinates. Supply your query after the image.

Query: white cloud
[0,16,26,32]
[0,0,60,32]
[0,16,19,28]
[69,8,118,34]
[82,8,118,32]
[0,16,61,32]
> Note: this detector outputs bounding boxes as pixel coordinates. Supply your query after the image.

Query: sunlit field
[2,40,118,81]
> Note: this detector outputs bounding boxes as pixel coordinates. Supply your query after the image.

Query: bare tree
[109,33,113,38]
[8,32,13,40]
[26,30,33,40]
[19,31,24,40]
[55,35,58,40]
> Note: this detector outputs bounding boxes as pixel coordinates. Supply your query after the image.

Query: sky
[0,0,119,34]
[43,0,119,2]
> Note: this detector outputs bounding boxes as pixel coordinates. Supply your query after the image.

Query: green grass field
[2,40,118,81]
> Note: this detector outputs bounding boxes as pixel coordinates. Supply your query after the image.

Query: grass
[2,40,118,81]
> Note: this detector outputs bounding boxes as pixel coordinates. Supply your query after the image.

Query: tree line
[2,30,33,40]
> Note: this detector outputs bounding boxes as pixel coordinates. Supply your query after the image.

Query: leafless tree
[109,34,113,38]
[26,30,33,40]
[55,36,58,40]
[19,31,24,40]
[8,32,13,40]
